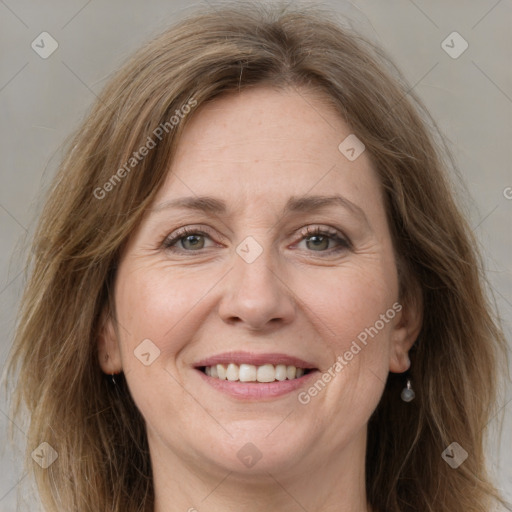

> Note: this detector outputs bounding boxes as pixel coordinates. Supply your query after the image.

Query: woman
[3,2,510,511]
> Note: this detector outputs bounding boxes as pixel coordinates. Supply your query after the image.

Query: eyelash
[161,225,351,255]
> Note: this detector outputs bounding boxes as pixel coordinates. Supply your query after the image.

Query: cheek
[299,260,398,350]
[299,268,397,413]
[113,265,204,422]
[114,263,205,363]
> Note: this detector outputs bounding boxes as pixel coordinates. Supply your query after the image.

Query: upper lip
[194,351,318,369]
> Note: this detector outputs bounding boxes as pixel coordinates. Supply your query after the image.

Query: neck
[150,427,371,512]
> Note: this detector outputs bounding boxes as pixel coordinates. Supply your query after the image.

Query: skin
[99,86,422,512]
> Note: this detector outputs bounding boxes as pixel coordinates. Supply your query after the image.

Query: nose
[217,242,296,331]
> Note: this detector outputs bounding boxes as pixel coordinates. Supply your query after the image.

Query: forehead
[152,86,383,218]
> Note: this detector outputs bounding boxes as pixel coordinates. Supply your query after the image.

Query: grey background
[0,0,510,510]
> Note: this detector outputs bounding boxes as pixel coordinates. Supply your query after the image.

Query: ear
[389,286,423,374]
[97,306,122,375]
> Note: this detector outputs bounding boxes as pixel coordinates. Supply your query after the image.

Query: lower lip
[195,369,319,400]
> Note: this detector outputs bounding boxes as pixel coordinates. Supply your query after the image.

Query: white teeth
[239,364,257,382]
[202,363,311,382]
[226,363,239,381]
[257,364,275,382]
[217,364,227,380]
[286,365,296,380]
[275,364,287,381]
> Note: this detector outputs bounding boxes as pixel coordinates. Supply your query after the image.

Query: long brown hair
[3,2,510,511]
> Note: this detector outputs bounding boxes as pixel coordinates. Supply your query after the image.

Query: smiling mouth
[198,363,316,383]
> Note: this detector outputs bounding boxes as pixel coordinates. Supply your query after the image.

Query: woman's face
[100,86,420,479]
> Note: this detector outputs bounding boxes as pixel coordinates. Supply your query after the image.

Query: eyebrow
[151,194,370,226]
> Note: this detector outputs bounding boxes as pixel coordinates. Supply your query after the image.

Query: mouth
[197,363,315,382]
[193,352,319,400]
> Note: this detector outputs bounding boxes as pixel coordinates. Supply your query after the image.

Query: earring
[105,353,121,385]
[401,378,415,402]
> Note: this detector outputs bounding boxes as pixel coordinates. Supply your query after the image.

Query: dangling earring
[401,378,415,402]
[105,353,121,385]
